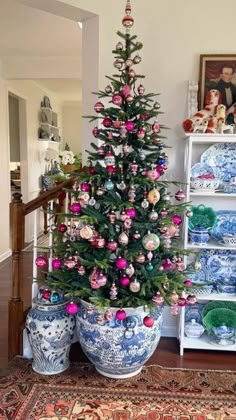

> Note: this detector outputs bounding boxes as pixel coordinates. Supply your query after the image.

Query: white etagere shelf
[179,133,236,356]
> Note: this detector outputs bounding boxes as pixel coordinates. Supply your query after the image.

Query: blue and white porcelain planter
[26,299,76,375]
[76,299,163,379]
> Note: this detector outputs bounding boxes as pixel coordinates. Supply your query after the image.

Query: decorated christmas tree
[42,0,194,320]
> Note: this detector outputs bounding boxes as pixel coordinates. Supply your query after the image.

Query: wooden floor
[1,252,236,371]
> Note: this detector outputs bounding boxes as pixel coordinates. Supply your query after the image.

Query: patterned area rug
[0,358,236,420]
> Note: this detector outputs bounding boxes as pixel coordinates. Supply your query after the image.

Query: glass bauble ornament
[175,189,185,201]
[120,211,127,222]
[70,202,82,214]
[126,94,134,104]
[97,273,107,287]
[80,225,93,240]
[97,145,105,155]
[133,55,141,64]
[147,189,160,204]
[146,262,154,272]
[104,152,115,166]
[52,257,62,270]
[149,210,158,221]
[115,257,128,270]
[120,276,130,287]
[142,233,160,251]
[135,253,145,264]
[152,120,160,133]
[122,144,130,155]
[57,223,67,233]
[143,315,154,328]
[108,211,116,224]
[105,85,112,94]
[122,84,131,97]
[141,199,149,209]
[128,69,136,78]
[65,302,78,315]
[94,102,104,113]
[113,120,122,128]
[137,84,145,94]
[106,239,118,251]
[125,120,135,131]
[35,255,47,268]
[77,265,86,275]
[172,214,182,226]
[96,237,106,248]
[137,128,145,139]
[178,297,186,307]
[116,42,123,50]
[129,279,141,292]
[184,279,193,287]
[113,59,123,70]
[125,59,133,67]
[64,257,76,270]
[125,208,136,219]
[51,291,60,304]
[186,294,197,305]
[130,161,138,175]
[92,126,99,137]
[110,283,118,300]
[170,304,179,316]
[80,182,91,192]
[170,291,179,304]
[104,179,114,191]
[147,169,161,181]
[152,293,164,306]
[133,231,141,239]
[112,93,122,106]
[104,310,113,321]
[116,309,127,320]
[118,231,129,245]
[124,218,132,229]
[103,117,112,128]
[162,258,174,270]
[154,102,161,110]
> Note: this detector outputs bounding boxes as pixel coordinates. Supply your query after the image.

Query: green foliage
[202,301,236,318]
[203,308,236,331]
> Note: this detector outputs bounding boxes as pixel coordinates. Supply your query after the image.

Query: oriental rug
[0,358,236,420]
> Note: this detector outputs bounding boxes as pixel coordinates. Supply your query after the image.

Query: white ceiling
[0,0,82,57]
[0,0,82,101]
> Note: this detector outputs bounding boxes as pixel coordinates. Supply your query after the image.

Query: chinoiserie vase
[76,299,163,379]
[26,298,76,375]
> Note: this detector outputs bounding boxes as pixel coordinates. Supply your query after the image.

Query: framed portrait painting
[199,54,236,111]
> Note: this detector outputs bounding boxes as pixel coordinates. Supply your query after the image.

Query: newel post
[8,192,25,360]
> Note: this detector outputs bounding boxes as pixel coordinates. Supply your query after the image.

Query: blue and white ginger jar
[26,299,76,375]
[76,299,163,379]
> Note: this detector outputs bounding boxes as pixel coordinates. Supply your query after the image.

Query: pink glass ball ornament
[178,297,186,307]
[162,258,174,271]
[42,289,51,300]
[128,69,136,79]
[112,93,123,106]
[125,120,135,131]
[129,279,141,293]
[77,265,86,275]
[175,189,185,201]
[116,309,127,320]
[96,273,107,287]
[52,257,62,270]
[104,152,115,167]
[35,255,48,268]
[186,294,197,305]
[152,293,164,306]
[97,145,105,156]
[92,126,99,137]
[184,279,193,287]
[122,84,131,97]
[137,128,146,139]
[152,120,160,133]
[147,168,161,181]
[57,223,67,233]
[106,239,118,251]
[103,117,112,128]
[125,208,136,219]
[135,253,145,264]
[143,315,154,328]
[70,202,82,214]
[80,182,91,192]
[113,59,123,70]
[64,257,76,270]
[118,232,129,246]
[113,120,122,129]
[172,214,182,226]
[66,302,79,315]
[115,257,128,270]
[133,55,142,64]
[104,310,113,321]
[120,276,130,287]
[94,101,104,113]
[170,304,179,316]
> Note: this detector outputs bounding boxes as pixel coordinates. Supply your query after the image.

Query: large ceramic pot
[26,299,76,375]
[76,299,163,379]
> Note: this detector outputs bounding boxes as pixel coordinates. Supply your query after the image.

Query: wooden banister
[8,177,77,360]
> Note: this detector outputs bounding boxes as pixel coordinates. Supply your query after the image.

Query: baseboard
[0,249,12,263]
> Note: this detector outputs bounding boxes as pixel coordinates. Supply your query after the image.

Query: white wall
[62,102,81,154]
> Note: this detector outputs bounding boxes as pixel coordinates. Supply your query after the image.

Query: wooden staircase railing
[8,177,77,361]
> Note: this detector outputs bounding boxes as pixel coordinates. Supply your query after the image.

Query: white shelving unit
[39,107,60,142]
[179,133,236,356]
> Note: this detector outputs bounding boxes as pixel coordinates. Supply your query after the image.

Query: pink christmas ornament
[112,93,123,106]
[64,258,76,270]
[70,202,82,214]
[186,294,197,305]
[66,302,78,314]
[116,309,127,320]
[104,310,113,321]
[178,297,186,307]
[96,273,107,287]
[35,255,48,268]
[184,279,193,287]
[125,208,136,219]
[152,293,164,306]
[128,69,136,78]
[52,258,62,270]
[94,102,104,113]
[152,120,160,133]
[170,304,179,316]
[162,258,174,271]
[57,223,67,233]
[122,84,131,97]
[143,315,154,328]
[137,128,145,139]
[135,253,145,264]
[42,289,51,300]
[80,182,91,192]
[147,169,161,181]
[120,276,130,287]
[106,240,118,251]
[115,257,127,270]
[113,120,122,128]
[103,117,112,128]
[175,189,185,201]
[92,126,99,137]
[125,120,135,131]
[172,214,182,226]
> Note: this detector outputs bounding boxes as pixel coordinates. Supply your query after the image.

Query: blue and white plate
[201,143,236,182]
[189,249,236,286]
[191,162,215,178]
[210,210,236,242]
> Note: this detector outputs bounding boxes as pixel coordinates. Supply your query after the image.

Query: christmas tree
[43,0,193,318]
